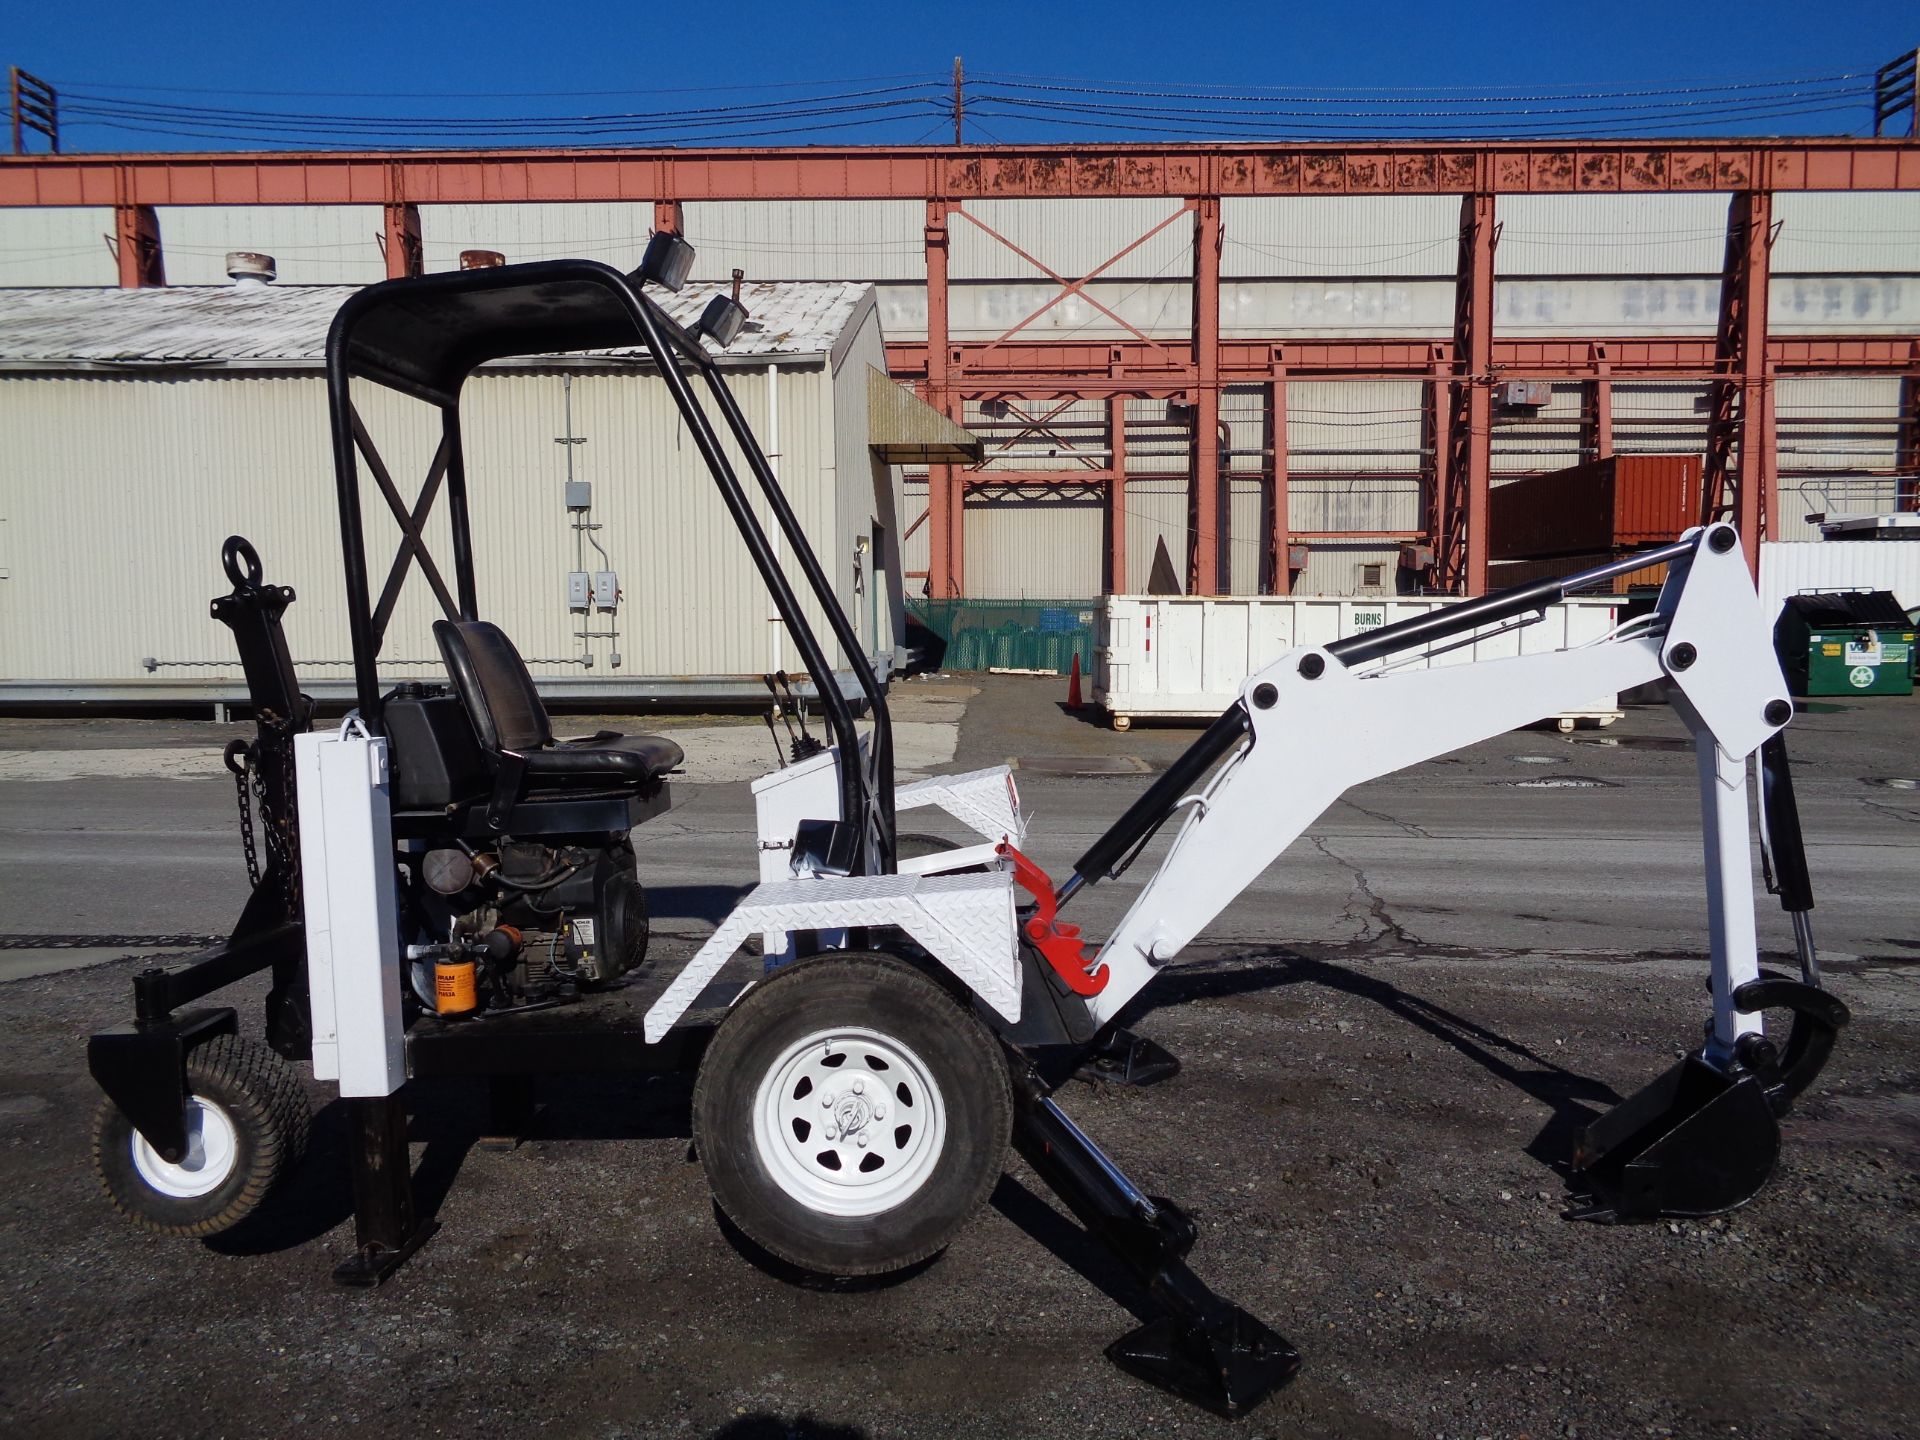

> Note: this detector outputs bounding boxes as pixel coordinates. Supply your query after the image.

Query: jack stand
[1075,1026,1181,1088]
[1013,1087,1299,1418]
[479,1074,537,1152]
[333,1094,437,1286]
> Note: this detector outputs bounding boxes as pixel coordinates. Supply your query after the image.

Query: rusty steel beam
[885,337,1920,389]
[1269,372,1290,596]
[923,200,960,597]
[7,140,1919,208]
[382,200,422,279]
[113,201,162,288]
[1190,197,1222,593]
[1704,191,1776,571]
[1107,393,1127,594]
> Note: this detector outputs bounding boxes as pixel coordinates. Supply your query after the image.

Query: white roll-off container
[1094,593,1627,730]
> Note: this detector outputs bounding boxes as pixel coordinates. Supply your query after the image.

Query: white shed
[0,277,951,707]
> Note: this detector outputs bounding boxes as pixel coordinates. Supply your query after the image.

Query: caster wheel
[693,952,1011,1277]
[1558,717,1576,734]
[91,1034,310,1237]
[1111,714,1132,732]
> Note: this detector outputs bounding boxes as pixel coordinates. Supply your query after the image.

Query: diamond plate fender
[897,765,1026,847]
[643,871,1021,1042]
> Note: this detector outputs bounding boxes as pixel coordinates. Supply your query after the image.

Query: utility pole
[952,56,964,146]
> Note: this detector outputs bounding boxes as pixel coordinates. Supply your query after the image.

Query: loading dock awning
[867,365,984,465]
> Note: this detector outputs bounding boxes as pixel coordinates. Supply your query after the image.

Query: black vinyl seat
[434,619,682,825]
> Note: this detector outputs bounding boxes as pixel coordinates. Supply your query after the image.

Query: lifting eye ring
[222,536,264,589]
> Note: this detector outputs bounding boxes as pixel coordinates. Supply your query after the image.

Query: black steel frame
[323,259,897,865]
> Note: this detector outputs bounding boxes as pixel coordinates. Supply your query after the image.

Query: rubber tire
[693,952,1012,1277]
[893,832,988,875]
[91,1034,311,1238]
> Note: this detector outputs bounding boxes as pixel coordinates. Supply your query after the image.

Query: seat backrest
[433,619,553,754]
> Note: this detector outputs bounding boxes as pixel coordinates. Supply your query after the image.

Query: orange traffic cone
[1066,652,1084,709]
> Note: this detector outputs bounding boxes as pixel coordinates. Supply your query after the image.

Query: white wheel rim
[131,1097,239,1200]
[751,1026,948,1219]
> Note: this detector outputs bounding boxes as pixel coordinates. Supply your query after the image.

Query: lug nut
[873,1104,886,1120]
[821,1095,833,1108]
[852,1080,864,1095]
[824,1124,838,1140]
[857,1135,869,1149]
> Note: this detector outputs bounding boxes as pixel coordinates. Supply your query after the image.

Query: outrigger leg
[1011,1077,1300,1417]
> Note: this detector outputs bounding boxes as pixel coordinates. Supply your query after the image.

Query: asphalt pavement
[1,680,1916,1438]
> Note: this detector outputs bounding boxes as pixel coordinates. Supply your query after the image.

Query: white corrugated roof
[0,278,871,368]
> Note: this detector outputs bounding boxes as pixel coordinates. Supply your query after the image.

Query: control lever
[773,669,825,761]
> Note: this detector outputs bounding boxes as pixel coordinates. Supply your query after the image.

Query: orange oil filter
[434,958,478,1015]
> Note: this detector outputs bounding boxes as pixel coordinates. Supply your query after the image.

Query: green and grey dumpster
[1774,591,1915,697]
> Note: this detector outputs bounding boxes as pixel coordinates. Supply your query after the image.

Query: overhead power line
[17,62,1899,151]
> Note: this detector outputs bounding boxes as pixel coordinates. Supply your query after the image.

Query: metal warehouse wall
[0,357,897,691]
[421,203,657,271]
[0,206,117,286]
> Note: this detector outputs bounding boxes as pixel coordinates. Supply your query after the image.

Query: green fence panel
[908,598,1100,676]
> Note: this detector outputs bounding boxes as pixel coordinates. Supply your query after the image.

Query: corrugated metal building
[3,188,1915,604]
[0,278,914,704]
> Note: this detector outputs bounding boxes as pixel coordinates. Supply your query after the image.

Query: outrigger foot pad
[1109,1303,1301,1419]
[1076,1027,1182,1087]
[333,1220,439,1287]
[1571,975,1849,1223]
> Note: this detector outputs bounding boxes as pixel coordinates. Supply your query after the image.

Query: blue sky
[7,1,1917,151]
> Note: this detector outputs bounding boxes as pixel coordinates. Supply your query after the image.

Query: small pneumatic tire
[693,951,1012,1277]
[91,1034,311,1237]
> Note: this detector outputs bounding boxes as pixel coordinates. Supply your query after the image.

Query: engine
[400,839,648,1017]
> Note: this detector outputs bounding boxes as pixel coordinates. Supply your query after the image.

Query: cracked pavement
[1,679,1916,1438]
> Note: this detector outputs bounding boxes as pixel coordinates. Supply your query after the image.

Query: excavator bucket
[1570,1054,1780,1221]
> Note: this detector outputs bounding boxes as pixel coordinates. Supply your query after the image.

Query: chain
[225,738,261,887]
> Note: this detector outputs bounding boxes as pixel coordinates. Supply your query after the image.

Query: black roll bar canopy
[322,258,895,867]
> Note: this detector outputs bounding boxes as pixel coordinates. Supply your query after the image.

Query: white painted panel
[875,282,927,340]
[1496,193,1729,276]
[1769,276,1920,334]
[1491,382,1586,475]
[951,199,1190,281]
[1760,541,1920,615]
[0,207,118,287]
[685,200,925,282]
[948,280,1191,339]
[1227,475,1265,596]
[157,206,387,286]
[1292,544,1404,597]
[1221,278,1454,336]
[420,202,653,270]
[1772,193,1920,275]
[0,357,866,687]
[963,489,1104,598]
[1287,379,1424,474]
[1495,277,1721,335]
[1221,196,1461,277]
[1124,476,1188,591]
[1288,479,1422,535]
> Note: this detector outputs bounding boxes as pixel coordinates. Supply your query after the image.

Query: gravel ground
[2,684,1916,1439]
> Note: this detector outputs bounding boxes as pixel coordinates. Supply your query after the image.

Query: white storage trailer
[1095,593,1627,730]
[0,279,977,708]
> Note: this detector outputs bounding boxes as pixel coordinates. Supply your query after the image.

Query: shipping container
[1094,594,1624,730]
[1489,455,1701,562]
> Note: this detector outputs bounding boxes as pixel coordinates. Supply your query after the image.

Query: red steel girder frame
[7,140,1918,209]
[1268,370,1290,596]
[382,200,422,279]
[1703,191,1776,572]
[887,336,1920,386]
[1431,192,1496,595]
[113,199,162,288]
[1191,197,1222,593]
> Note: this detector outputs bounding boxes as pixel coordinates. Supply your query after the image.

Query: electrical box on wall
[592,571,619,611]
[1492,379,1551,409]
[566,571,590,612]
[565,480,592,511]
